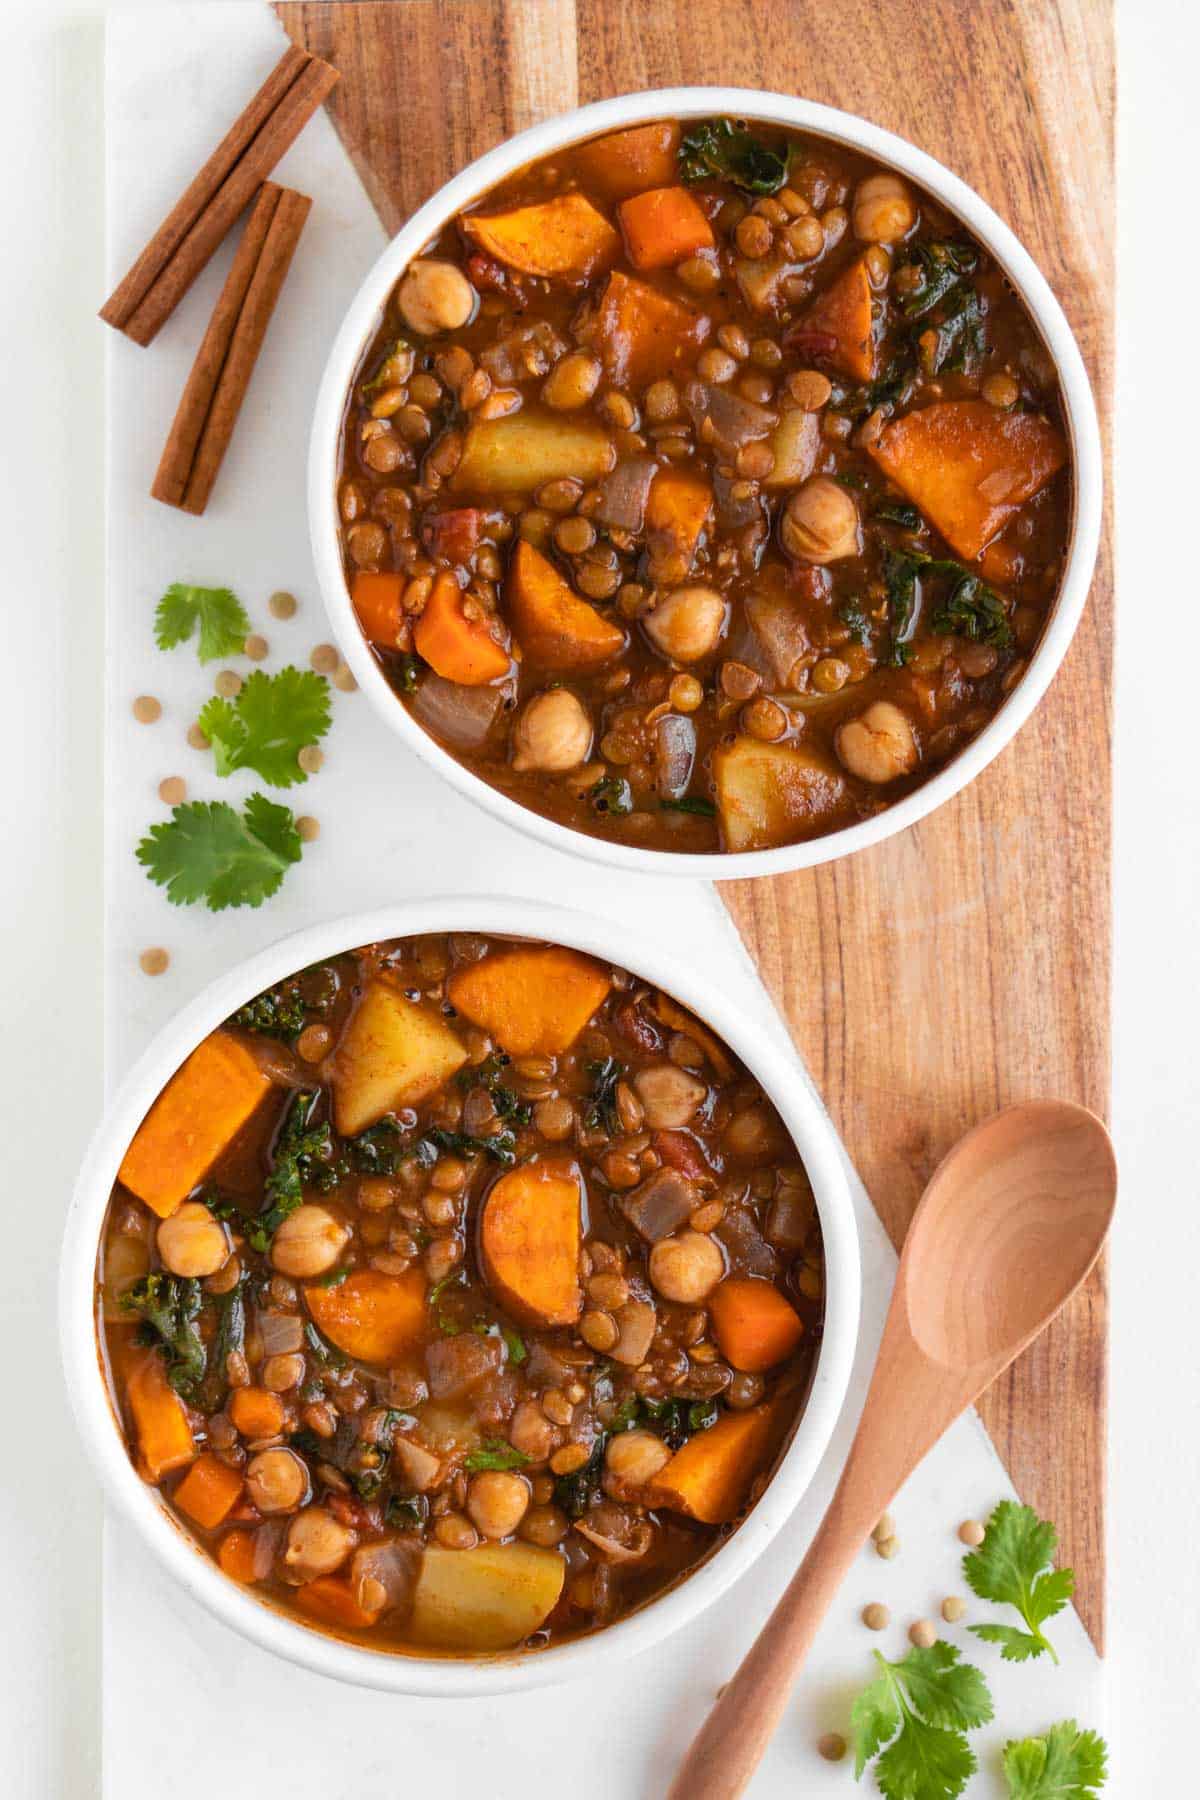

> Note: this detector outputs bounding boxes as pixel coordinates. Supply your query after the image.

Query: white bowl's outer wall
[309,86,1103,881]
[60,898,860,1697]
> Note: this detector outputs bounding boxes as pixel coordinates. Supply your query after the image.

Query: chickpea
[245,1447,310,1515]
[643,586,728,663]
[156,1202,230,1279]
[396,259,477,336]
[633,1064,707,1129]
[649,1230,725,1304]
[466,1470,530,1539]
[283,1506,354,1579]
[270,1203,350,1279]
[852,173,917,245]
[836,701,919,784]
[511,689,593,773]
[604,1429,671,1488]
[780,477,861,564]
[542,350,602,410]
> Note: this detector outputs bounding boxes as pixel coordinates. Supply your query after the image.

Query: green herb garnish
[362,338,413,399]
[838,599,872,645]
[930,574,1014,648]
[589,775,634,817]
[583,1057,625,1135]
[680,118,789,194]
[964,1501,1075,1663]
[386,1494,430,1530]
[248,1091,338,1252]
[1002,1720,1108,1798]
[660,796,717,818]
[120,1274,206,1396]
[154,583,250,663]
[464,1439,530,1473]
[874,501,923,530]
[235,963,338,1041]
[899,241,980,321]
[136,794,303,910]
[851,1641,993,1799]
[198,667,331,788]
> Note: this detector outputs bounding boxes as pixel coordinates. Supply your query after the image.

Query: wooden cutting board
[275,0,1113,1649]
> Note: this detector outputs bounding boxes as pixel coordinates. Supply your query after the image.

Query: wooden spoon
[668,1100,1116,1800]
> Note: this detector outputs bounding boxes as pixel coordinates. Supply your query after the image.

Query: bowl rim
[308,84,1103,880]
[59,896,860,1696]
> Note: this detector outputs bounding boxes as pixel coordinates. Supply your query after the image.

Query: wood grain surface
[274,0,1113,1648]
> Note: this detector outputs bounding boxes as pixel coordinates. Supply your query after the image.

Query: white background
[1,0,1194,1793]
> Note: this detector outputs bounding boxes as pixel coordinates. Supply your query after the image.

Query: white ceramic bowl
[60,897,859,1695]
[309,86,1102,880]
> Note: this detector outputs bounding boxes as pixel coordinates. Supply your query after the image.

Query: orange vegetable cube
[645,467,713,574]
[480,1157,583,1329]
[446,943,611,1056]
[117,1030,274,1220]
[617,186,714,270]
[709,1277,806,1372]
[304,1268,427,1367]
[125,1348,196,1483]
[227,1387,286,1441]
[649,1401,786,1525]
[574,123,681,201]
[592,271,711,388]
[412,570,510,686]
[294,1576,382,1631]
[351,571,405,649]
[461,193,620,281]
[217,1528,262,1584]
[173,1452,245,1531]
[507,541,626,672]
[868,400,1068,561]
[797,252,878,383]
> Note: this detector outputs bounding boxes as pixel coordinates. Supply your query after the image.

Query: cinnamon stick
[151,185,312,516]
[101,46,336,346]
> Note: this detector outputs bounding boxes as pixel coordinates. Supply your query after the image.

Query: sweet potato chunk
[452,411,614,495]
[712,736,850,852]
[709,1277,805,1372]
[868,400,1068,561]
[446,943,611,1055]
[294,1576,382,1632]
[332,976,468,1137]
[798,252,877,382]
[507,540,626,672]
[480,1157,583,1328]
[645,467,713,573]
[574,122,681,200]
[351,571,405,649]
[126,1347,196,1482]
[117,1030,274,1220]
[412,570,510,687]
[618,186,714,270]
[173,1452,244,1531]
[591,271,711,387]
[304,1268,427,1367]
[461,193,620,281]
[410,1542,566,1650]
[648,1400,785,1524]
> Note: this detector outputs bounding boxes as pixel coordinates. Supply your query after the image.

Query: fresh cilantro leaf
[1002,1721,1108,1798]
[136,794,302,910]
[850,1643,993,1799]
[198,667,332,787]
[120,1274,206,1396]
[464,1439,530,1473]
[154,583,251,662]
[429,1269,469,1336]
[964,1501,1074,1664]
[679,118,789,194]
[473,1319,528,1365]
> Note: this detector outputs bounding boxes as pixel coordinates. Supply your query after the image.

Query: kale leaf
[584,1057,625,1135]
[121,1273,207,1396]
[680,118,789,195]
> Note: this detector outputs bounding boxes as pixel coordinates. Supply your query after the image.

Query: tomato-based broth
[336,118,1071,855]
[96,934,825,1655]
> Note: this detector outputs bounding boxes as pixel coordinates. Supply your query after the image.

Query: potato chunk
[507,541,626,672]
[712,736,850,852]
[452,411,614,495]
[867,399,1068,561]
[332,977,467,1137]
[480,1157,583,1328]
[410,1542,566,1651]
[446,944,611,1055]
[461,193,620,281]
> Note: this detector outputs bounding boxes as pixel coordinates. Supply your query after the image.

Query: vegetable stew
[96,933,825,1655]
[337,116,1071,855]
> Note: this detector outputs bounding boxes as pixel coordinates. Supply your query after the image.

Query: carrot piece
[574,122,681,201]
[125,1348,196,1483]
[446,943,611,1056]
[173,1452,245,1531]
[304,1267,427,1366]
[507,541,626,672]
[461,193,620,281]
[351,571,405,649]
[617,185,714,270]
[332,974,468,1136]
[709,1277,806,1372]
[592,271,711,387]
[294,1575,382,1631]
[868,400,1068,562]
[117,1029,274,1220]
[797,252,877,382]
[217,1528,262,1584]
[480,1157,583,1328]
[227,1387,286,1440]
[412,570,510,686]
[644,468,713,575]
[648,1400,786,1524]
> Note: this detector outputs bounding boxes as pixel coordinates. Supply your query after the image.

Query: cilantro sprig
[464,1439,530,1473]
[198,667,331,787]
[136,793,302,910]
[1002,1720,1107,1798]
[851,1641,993,1799]
[154,583,251,663]
[964,1501,1075,1664]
